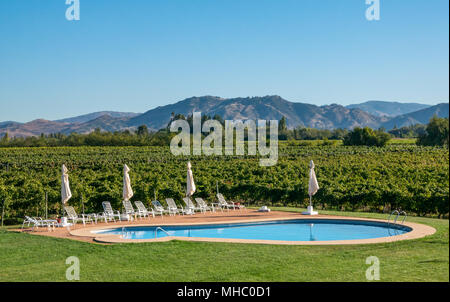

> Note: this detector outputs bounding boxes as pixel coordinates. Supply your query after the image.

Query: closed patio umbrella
[186,161,196,197]
[61,164,72,205]
[303,160,319,215]
[123,164,133,201]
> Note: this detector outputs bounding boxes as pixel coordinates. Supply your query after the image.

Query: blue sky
[0,0,448,122]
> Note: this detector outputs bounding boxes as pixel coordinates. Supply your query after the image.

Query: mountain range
[55,111,140,124]
[0,96,448,137]
[346,101,431,117]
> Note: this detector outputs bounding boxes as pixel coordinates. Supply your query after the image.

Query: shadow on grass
[418,259,449,264]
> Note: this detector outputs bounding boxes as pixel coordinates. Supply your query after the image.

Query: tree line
[0,115,448,148]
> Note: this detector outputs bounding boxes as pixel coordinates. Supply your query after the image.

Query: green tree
[279,116,287,132]
[136,125,149,136]
[1,132,9,144]
[343,127,391,147]
[213,114,224,126]
[389,124,427,138]
[417,116,449,147]
[0,183,10,227]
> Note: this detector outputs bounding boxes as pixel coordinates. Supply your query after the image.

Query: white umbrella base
[302,206,318,215]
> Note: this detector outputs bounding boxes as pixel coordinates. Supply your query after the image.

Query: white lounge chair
[216,193,244,211]
[101,201,121,222]
[22,216,58,231]
[134,201,155,218]
[151,200,169,217]
[166,198,190,216]
[123,200,140,220]
[182,197,201,214]
[64,206,96,226]
[195,198,214,213]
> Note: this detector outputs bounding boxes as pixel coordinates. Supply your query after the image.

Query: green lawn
[0,208,448,282]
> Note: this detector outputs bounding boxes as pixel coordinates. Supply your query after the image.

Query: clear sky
[0,0,448,122]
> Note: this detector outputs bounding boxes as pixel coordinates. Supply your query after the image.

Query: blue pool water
[95,219,411,242]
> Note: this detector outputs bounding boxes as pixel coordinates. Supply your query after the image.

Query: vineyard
[0,142,448,224]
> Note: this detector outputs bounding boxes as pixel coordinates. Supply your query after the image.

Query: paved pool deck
[14,209,436,245]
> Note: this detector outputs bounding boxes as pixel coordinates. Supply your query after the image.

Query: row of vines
[0,143,448,224]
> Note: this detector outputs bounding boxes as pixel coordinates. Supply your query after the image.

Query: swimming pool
[94,219,412,242]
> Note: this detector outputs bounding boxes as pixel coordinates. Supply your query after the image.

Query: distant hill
[128,96,225,130]
[55,111,139,124]
[346,101,431,117]
[380,103,449,129]
[0,121,22,128]
[1,97,448,137]
[0,119,69,137]
[0,112,140,137]
[128,96,386,130]
[65,114,135,134]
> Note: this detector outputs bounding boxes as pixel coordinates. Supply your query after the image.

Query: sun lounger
[64,206,96,226]
[166,198,190,215]
[151,200,169,217]
[194,198,214,213]
[101,201,121,222]
[134,201,155,218]
[216,193,245,211]
[182,197,201,214]
[22,216,58,231]
[123,200,140,220]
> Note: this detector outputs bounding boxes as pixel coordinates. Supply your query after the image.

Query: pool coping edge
[69,214,436,245]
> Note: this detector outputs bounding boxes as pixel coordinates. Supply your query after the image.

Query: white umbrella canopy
[303,160,319,215]
[61,164,72,204]
[123,164,134,201]
[186,161,196,197]
[308,160,319,197]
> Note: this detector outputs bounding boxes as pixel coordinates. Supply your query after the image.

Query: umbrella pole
[45,192,48,220]
[1,200,5,228]
[82,194,85,215]
[309,195,312,208]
